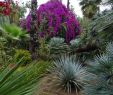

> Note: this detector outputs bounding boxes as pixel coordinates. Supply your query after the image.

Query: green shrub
[25,60,52,79]
[38,37,50,60]
[14,49,32,65]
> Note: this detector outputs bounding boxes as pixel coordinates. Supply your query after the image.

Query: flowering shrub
[0,1,10,15]
[26,0,80,43]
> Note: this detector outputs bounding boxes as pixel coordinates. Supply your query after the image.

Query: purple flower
[26,0,80,43]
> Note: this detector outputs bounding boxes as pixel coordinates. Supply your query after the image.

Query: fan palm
[79,0,102,18]
[0,24,29,40]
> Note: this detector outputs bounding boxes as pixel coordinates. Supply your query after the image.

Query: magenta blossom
[26,0,80,43]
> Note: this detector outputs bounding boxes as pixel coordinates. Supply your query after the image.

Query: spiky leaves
[0,58,51,95]
[52,56,89,94]
[48,37,70,54]
[83,42,113,95]
[0,58,36,95]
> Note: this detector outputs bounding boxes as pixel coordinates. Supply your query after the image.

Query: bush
[14,49,32,65]
[26,0,80,43]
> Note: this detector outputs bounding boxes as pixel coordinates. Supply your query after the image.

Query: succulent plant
[48,37,70,54]
[83,42,113,95]
[52,56,89,94]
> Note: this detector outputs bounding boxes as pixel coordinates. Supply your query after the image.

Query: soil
[34,74,81,95]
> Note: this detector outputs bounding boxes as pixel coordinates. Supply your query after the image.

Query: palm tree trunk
[67,0,70,9]
[59,0,62,2]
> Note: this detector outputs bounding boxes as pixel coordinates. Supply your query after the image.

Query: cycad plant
[83,42,113,95]
[52,55,90,94]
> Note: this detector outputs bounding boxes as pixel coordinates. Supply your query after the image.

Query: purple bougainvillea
[26,0,80,43]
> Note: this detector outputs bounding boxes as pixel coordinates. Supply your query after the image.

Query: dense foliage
[1,0,113,95]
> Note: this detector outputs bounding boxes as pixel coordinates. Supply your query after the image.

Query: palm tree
[67,0,70,9]
[79,0,102,18]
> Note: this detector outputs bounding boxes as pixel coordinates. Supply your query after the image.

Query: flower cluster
[0,1,10,15]
[26,0,80,43]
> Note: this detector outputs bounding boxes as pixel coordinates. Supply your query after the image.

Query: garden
[0,0,113,95]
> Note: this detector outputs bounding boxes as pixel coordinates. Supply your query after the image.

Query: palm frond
[1,24,29,40]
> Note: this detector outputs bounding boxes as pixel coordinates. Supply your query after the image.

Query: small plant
[52,56,89,94]
[48,37,70,54]
[14,49,32,65]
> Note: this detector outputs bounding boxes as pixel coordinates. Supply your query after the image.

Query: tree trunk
[59,0,62,3]
[67,0,70,9]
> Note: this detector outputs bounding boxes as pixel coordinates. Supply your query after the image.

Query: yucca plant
[83,42,113,95]
[52,56,90,94]
[0,58,37,95]
[0,51,51,95]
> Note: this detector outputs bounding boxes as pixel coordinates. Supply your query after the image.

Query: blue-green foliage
[52,56,89,93]
[83,42,113,95]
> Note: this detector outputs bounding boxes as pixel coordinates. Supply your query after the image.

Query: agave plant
[48,37,70,54]
[52,56,89,94]
[83,42,113,95]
